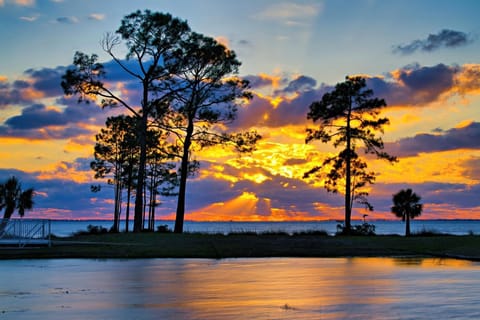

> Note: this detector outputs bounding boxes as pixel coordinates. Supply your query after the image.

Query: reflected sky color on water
[1,258,480,319]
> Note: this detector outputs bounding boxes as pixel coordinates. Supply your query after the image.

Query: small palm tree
[391,188,423,236]
[0,176,34,235]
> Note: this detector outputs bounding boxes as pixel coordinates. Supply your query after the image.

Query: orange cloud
[37,161,93,184]
[215,36,230,48]
[21,87,45,100]
[456,64,480,95]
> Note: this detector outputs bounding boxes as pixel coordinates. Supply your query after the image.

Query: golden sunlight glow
[36,161,93,183]
[214,36,230,48]
[456,64,480,95]
[374,149,480,186]
[0,136,92,172]
[455,119,474,129]
[242,172,270,184]
[258,72,283,89]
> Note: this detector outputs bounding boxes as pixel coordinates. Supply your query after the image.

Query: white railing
[0,219,52,247]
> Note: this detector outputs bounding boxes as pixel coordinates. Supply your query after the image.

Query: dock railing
[0,219,52,247]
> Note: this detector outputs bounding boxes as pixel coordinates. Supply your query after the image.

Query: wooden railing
[0,219,52,247]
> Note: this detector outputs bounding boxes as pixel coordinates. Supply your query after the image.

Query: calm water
[1,258,479,319]
[46,219,480,237]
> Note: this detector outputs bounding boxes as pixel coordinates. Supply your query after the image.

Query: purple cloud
[386,122,480,157]
[367,64,458,106]
[393,29,473,55]
[275,75,317,94]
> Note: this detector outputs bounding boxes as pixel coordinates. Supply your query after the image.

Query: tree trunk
[174,118,194,233]
[344,100,353,233]
[125,168,133,233]
[112,179,121,232]
[148,172,155,231]
[133,113,148,232]
[405,212,411,236]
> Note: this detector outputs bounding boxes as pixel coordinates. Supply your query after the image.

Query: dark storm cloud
[13,80,29,89]
[269,86,327,127]
[366,64,458,106]
[6,104,67,129]
[275,75,317,94]
[386,122,480,157]
[0,83,30,107]
[0,66,66,107]
[24,66,67,97]
[236,64,463,132]
[393,29,473,55]
[0,123,92,140]
[234,79,331,129]
[0,98,104,139]
[243,75,277,89]
[5,101,101,130]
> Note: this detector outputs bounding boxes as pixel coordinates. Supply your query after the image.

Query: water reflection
[1,258,479,319]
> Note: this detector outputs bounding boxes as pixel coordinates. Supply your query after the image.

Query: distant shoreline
[1,233,479,261]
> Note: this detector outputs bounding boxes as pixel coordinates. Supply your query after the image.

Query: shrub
[336,222,376,236]
[412,227,444,236]
[292,230,329,236]
[157,225,171,233]
[73,224,108,236]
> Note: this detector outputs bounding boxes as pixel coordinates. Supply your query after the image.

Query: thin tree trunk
[143,173,148,230]
[148,172,155,231]
[113,179,122,232]
[125,165,133,233]
[134,113,148,233]
[344,100,353,233]
[125,186,131,233]
[174,118,194,233]
[151,197,156,231]
[406,212,411,236]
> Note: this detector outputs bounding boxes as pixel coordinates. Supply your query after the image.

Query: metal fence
[0,219,52,247]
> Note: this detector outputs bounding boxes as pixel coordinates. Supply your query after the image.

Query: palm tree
[391,188,423,236]
[0,176,34,235]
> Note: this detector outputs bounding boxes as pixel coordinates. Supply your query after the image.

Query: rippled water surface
[1,258,479,319]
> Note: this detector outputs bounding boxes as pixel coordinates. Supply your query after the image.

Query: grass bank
[1,233,480,261]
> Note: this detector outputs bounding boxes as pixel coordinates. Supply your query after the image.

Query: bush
[412,227,444,236]
[336,222,376,236]
[156,225,171,233]
[292,230,329,236]
[73,224,109,236]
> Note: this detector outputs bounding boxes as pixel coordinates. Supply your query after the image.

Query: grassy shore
[1,232,480,260]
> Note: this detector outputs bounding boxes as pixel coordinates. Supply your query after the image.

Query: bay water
[1,258,479,319]
[47,219,480,237]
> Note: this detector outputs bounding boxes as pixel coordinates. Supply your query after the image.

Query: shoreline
[1,233,480,261]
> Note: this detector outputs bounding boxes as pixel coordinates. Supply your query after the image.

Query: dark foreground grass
[1,233,480,261]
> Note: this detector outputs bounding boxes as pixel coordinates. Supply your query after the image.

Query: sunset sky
[1,0,479,221]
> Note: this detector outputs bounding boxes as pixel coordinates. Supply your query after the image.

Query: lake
[45,219,480,237]
[1,258,479,319]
